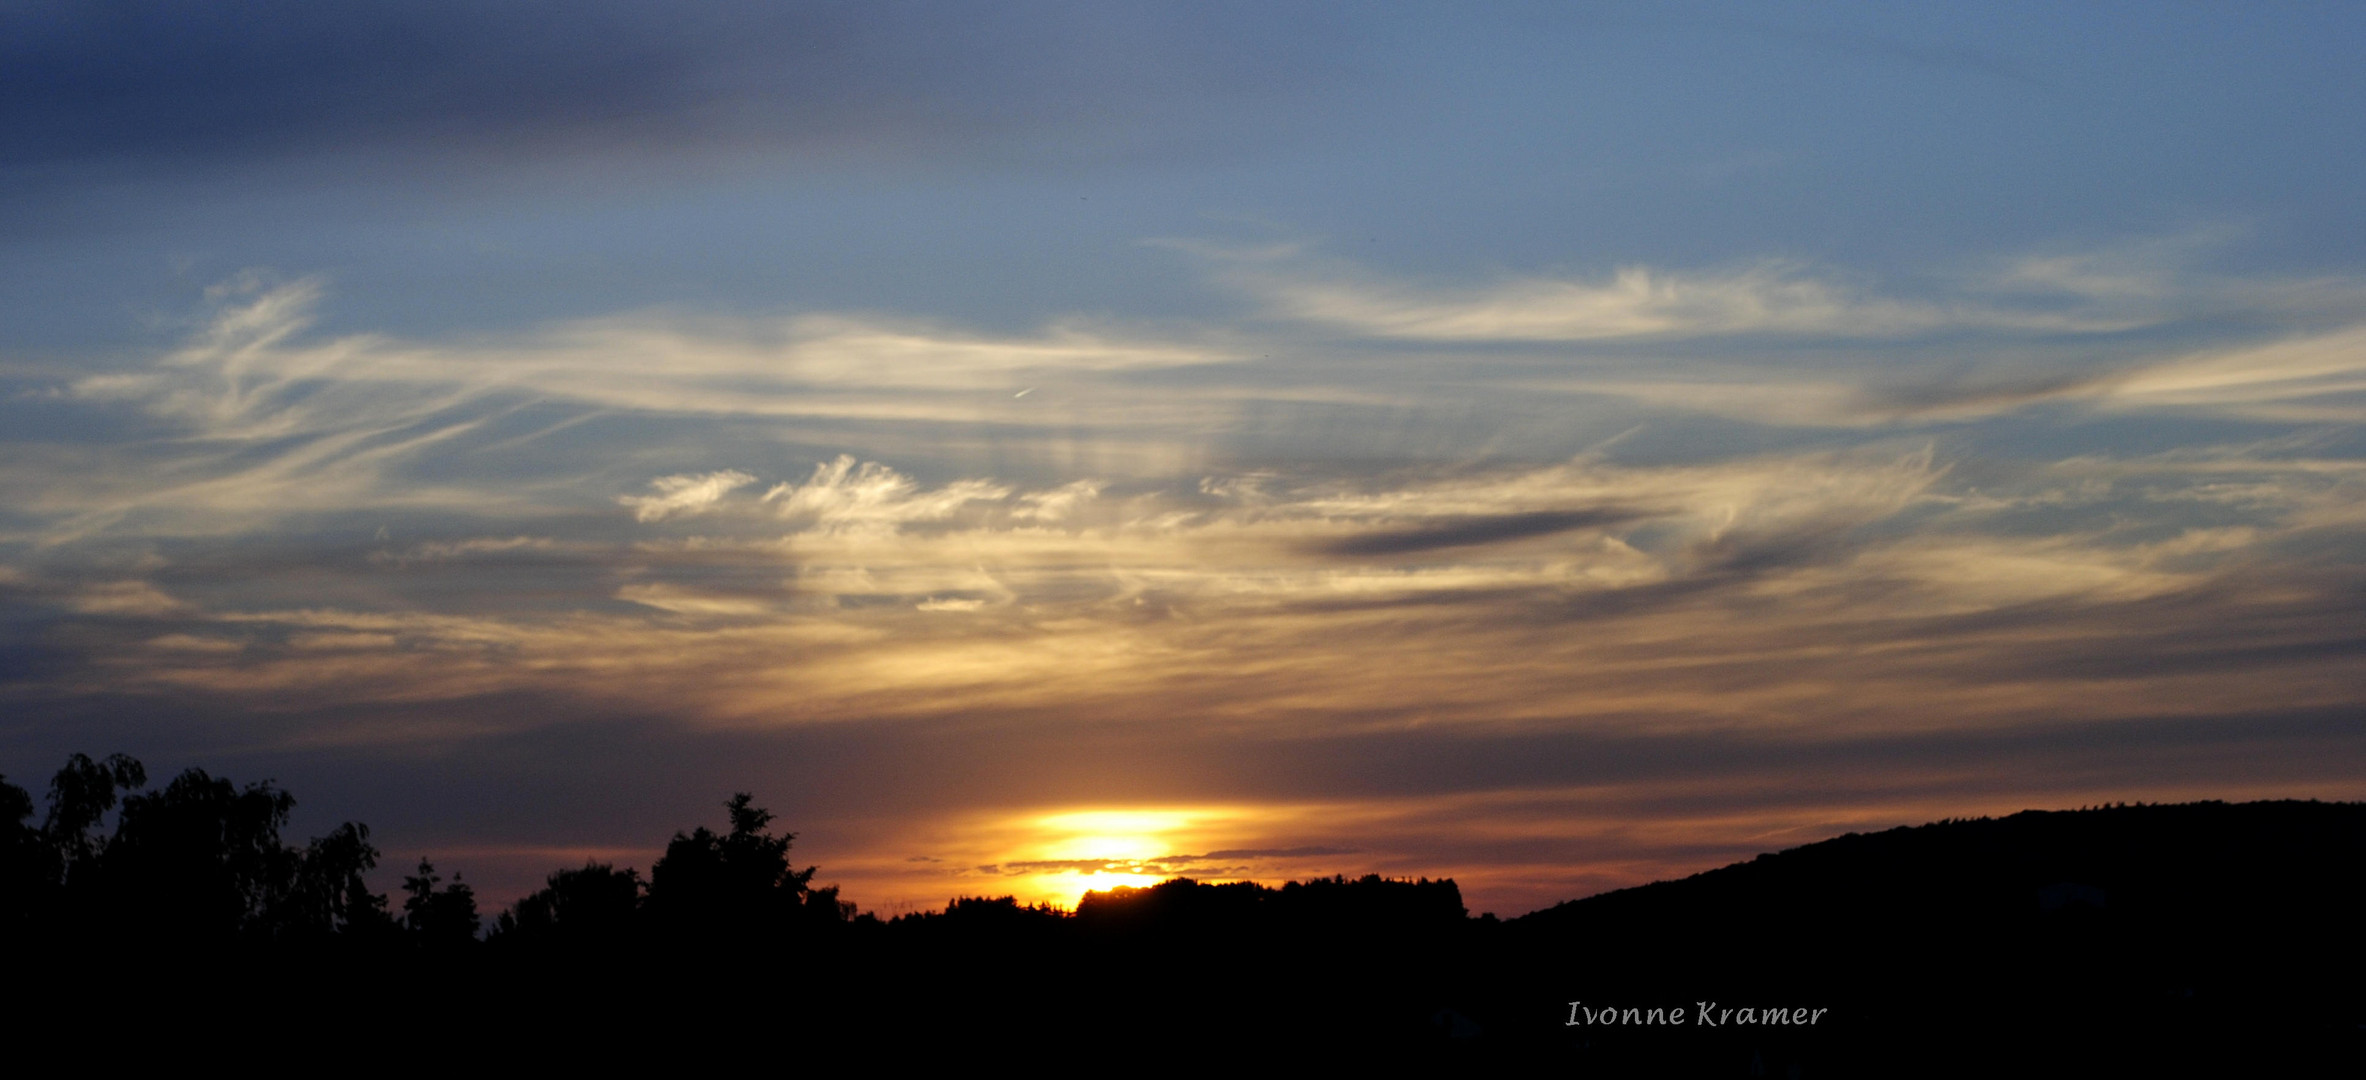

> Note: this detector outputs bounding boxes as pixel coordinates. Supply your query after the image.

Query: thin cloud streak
[1256,261,2154,341]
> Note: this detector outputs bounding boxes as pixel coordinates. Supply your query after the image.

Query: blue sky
[6,2,2365,913]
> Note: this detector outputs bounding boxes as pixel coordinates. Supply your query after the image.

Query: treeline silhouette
[0,756,857,961]
[6,753,2362,1072]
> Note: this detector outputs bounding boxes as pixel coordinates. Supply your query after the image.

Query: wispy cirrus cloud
[10,254,2366,916]
[620,470,758,523]
[14,276,1238,545]
[1257,261,2145,341]
[37,439,2357,741]
[764,456,1011,533]
[22,252,2366,564]
[14,435,2366,915]
[8,4,2366,926]
[76,277,1237,427]
[2102,323,2366,421]
[1179,240,2171,342]
[1139,235,2366,432]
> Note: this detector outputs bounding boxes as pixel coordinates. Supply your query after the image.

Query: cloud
[370,536,563,566]
[765,457,1010,533]
[1012,481,1104,524]
[1682,318,2366,426]
[1129,238,2366,432]
[14,438,2366,915]
[15,278,1239,544]
[1187,846,1360,860]
[1216,256,2159,342]
[68,581,187,616]
[613,583,787,619]
[116,281,1234,414]
[1314,508,1654,557]
[9,6,2366,927]
[36,439,2354,747]
[25,261,2365,562]
[620,470,757,523]
[145,633,243,653]
[1276,263,1936,340]
[2102,324,2366,421]
[1523,319,2366,428]
[1,1,1363,181]
[12,251,2366,919]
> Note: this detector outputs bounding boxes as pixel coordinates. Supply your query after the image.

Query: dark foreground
[6,755,2360,1073]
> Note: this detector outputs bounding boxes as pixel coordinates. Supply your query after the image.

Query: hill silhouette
[1483,801,2366,1074]
[6,753,2359,1070]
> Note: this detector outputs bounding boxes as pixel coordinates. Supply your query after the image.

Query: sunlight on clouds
[1198,229,2366,351]
[10,259,2366,913]
[8,0,2366,930]
[69,581,187,616]
[1237,259,2156,342]
[764,455,1010,532]
[2106,323,2366,421]
[145,633,244,653]
[932,805,1286,907]
[287,631,399,651]
[1507,319,2366,427]
[368,536,565,567]
[1012,480,1103,523]
[39,432,2357,755]
[1768,536,2205,616]
[1033,809,1203,860]
[615,583,783,618]
[758,315,1228,385]
[1267,263,1929,340]
[88,280,1241,429]
[28,280,1240,545]
[22,258,2366,564]
[619,470,758,523]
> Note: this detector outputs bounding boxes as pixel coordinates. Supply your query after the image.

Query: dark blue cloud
[1318,507,1655,557]
[0,0,1363,173]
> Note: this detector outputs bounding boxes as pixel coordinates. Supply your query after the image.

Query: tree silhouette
[41,752,144,871]
[0,773,44,934]
[1,754,391,955]
[495,862,643,942]
[401,859,480,947]
[279,821,394,941]
[644,792,847,941]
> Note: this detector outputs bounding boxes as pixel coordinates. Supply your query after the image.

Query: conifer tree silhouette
[645,792,846,941]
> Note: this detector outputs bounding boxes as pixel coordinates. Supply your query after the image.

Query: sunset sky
[6,2,2365,916]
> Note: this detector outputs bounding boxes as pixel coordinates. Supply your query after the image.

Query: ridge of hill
[1518,798,2365,929]
[1475,800,2365,1074]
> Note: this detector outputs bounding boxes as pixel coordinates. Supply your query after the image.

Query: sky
[5,1,2365,917]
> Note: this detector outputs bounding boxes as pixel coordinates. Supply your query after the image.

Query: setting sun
[1033,809,1196,861]
[959,806,1253,907]
[9,10,2366,1052]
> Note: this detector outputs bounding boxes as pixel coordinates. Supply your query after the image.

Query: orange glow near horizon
[977,805,1263,908]
[1033,809,1194,861]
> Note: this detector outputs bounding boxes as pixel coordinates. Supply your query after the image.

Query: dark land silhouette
[4,753,2360,1073]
